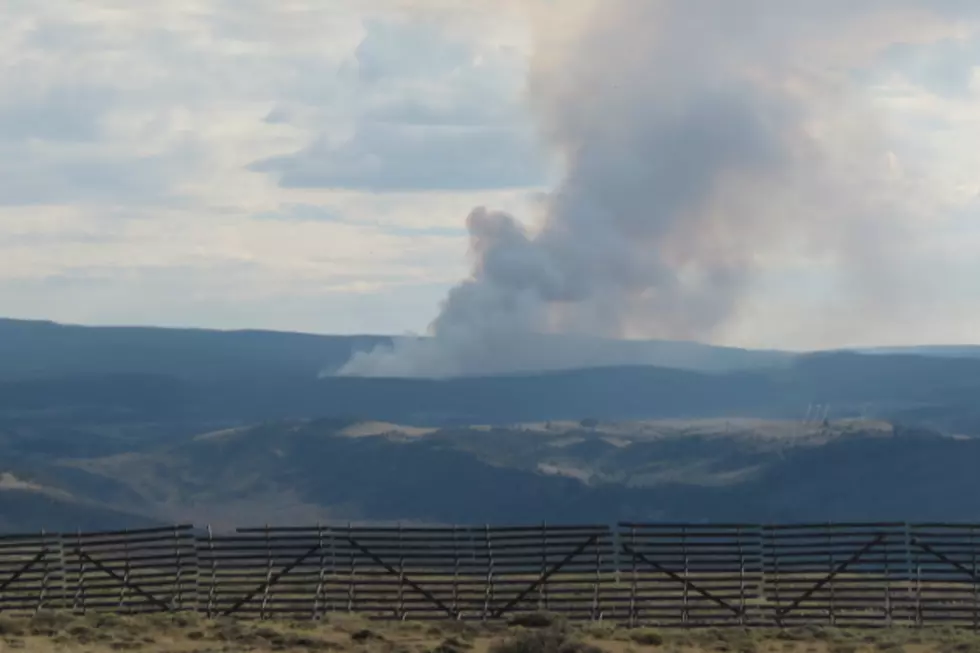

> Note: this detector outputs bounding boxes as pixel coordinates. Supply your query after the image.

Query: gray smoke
[338,0,977,378]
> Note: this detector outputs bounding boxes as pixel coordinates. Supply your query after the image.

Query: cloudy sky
[2,0,978,351]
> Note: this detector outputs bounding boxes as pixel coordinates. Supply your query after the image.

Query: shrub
[629,630,664,646]
[491,626,602,653]
[508,612,566,629]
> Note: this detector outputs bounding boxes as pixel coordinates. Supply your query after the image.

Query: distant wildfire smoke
[338,0,976,378]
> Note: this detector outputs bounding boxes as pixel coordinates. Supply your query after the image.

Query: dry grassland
[3,612,980,653]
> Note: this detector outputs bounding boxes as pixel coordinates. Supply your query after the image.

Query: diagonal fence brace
[621,543,744,617]
[490,534,600,619]
[222,544,320,616]
[346,537,459,619]
[0,550,47,594]
[911,538,980,584]
[774,534,885,620]
[74,550,174,613]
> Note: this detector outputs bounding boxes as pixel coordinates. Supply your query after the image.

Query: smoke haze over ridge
[338,0,980,378]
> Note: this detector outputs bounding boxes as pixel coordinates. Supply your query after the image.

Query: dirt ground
[2,612,980,653]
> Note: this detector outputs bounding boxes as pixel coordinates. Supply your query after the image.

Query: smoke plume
[339,0,977,378]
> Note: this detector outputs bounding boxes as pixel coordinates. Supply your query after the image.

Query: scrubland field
[2,612,980,653]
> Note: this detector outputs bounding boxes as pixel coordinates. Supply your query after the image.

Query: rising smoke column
[338,0,976,378]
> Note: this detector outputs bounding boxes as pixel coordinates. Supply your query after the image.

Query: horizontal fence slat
[2,521,980,627]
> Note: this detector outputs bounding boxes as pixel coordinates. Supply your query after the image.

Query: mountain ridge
[3,317,980,532]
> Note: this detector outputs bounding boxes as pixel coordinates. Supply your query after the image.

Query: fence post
[737,526,746,626]
[346,522,355,613]
[903,523,914,628]
[883,526,892,627]
[827,523,835,626]
[329,524,337,615]
[206,525,216,618]
[313,522,325,620]
[539,521,548,611]
[119,530,131,613]
[396,523,406,620]
[57,532,69,612]
[914,531,922,627]
[973,525,978,632]
[451,525,460,620]
[261,524,272,620]
[173,525,184,611]
[681,525,689,627]
[35,529,49,614]
[73,528,86,614]
[591,528,602,622]
[482,525,494,621]
[767,526,781,627]
[628,526,637,628]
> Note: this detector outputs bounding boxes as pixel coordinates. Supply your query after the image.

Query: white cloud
[0,0,540,203]
[0,0,544,334]
[250,122,546,190]
[0,207,456,280]
[248,14,547,191]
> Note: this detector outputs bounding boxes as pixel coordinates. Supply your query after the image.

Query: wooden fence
[4,522,980,628]
[199,524,613,621]
[0,525,197,615]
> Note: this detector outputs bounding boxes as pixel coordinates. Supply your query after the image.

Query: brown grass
[3,612,980,653]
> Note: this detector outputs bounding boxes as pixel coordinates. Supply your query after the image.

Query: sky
[1,0,979,351]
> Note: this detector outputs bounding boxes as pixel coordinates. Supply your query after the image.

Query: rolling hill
[3,417,980,532]
[0,472,160,532]
[3,317,980,532]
